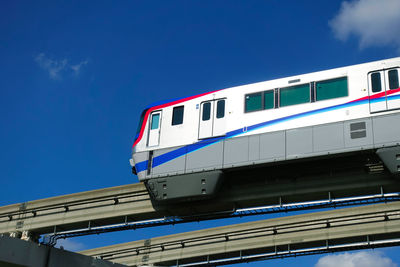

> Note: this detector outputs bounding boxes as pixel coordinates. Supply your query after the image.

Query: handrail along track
[36,192,400,245]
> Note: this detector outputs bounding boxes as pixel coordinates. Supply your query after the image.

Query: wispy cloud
[315,251,397,267]
[56,238,86,252]
[330,0,400,51]
[34,53,68,79]
[71,60,89,76]
[34,53,89,80]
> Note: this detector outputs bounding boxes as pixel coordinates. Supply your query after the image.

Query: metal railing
[43,191,400,245]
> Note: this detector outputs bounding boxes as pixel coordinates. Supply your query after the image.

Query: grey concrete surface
[0,183,158,236]
[0,235,126,267]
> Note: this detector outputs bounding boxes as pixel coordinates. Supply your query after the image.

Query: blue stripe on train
[135,160,148,173]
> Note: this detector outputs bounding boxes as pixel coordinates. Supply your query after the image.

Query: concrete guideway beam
[0,183,158,236]
[80,201,400,266]
[1,169,399,241]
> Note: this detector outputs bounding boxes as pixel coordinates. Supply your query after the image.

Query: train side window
[316,77,348,101]
[150,113,160,130]
[216,100,225,118]
[263,90,274,110]
[279,84,310,107]
[172,106,184,125]
[245,92,262,112]
[389,69,399,90]
[202,102,211,121]
[371,72,382,93]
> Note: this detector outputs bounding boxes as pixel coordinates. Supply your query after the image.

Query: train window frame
[310,82,316,103]
[279,83,311,108]
[172,106,184,126]
[388,69,399,90]
[274,89,279,109]
[216,99,225,119]
[315,77,348,102]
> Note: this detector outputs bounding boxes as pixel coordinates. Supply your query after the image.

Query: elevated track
[1,168,400,243]
[80,201,400,266]
[0,183,157,239]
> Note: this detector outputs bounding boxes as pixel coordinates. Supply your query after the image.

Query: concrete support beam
[0,234,127,267]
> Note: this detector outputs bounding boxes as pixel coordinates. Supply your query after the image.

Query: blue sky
[1,0,400,266]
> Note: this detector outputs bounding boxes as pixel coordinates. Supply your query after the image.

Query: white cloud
[315,251,397,267]
[70,60,89,76]
[56,238,86,252]
[330,0,400,51]
[34,53,68,79]
[34,53,88,80]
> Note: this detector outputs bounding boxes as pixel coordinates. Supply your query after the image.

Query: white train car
[130,57,400,201]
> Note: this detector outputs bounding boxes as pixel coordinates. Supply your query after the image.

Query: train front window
[135,109,148,138]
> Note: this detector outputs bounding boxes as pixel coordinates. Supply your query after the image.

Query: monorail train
[130,57,400,202]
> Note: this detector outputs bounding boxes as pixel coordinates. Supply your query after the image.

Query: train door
[198,99,226,139]
[368,68,400,113]
[213,99,226,137]
[368,70,386,113]
[147,111,162,147]
[385,68,400,110]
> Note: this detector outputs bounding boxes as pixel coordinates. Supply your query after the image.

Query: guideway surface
[80,201,400,266]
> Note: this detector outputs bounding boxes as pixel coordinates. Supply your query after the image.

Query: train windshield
[135,109,148,140]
